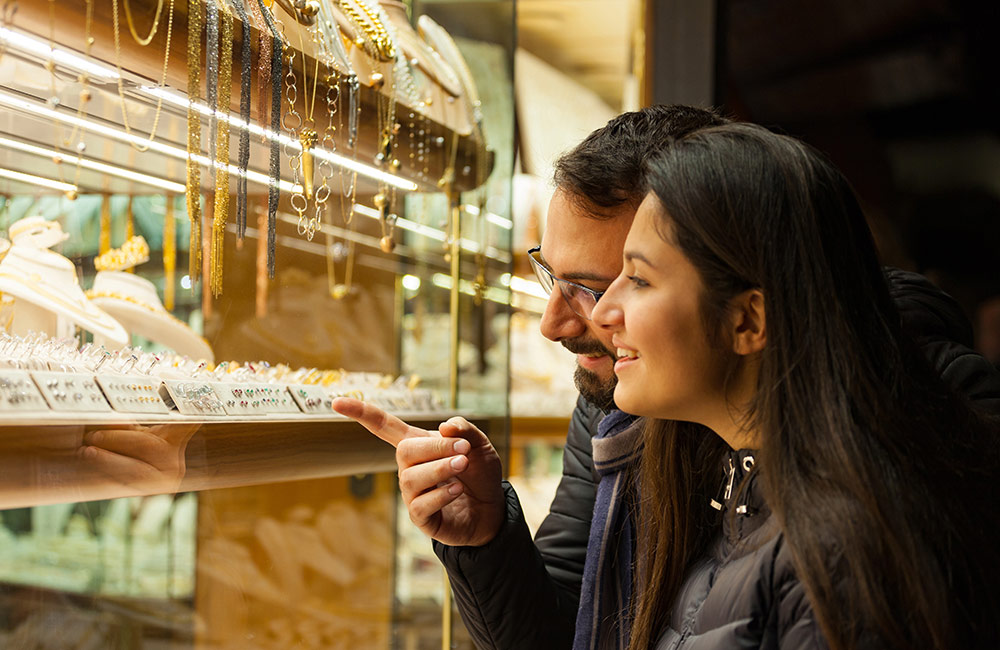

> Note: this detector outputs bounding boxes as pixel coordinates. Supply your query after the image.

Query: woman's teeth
[616,348,639,359]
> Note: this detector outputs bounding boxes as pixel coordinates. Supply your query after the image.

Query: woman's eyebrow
[624,250,657,270]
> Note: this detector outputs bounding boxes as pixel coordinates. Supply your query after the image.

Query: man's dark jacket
[434,268,1000,649]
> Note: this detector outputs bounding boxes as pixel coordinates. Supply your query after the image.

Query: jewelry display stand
[0,1,511,648]
[0,218,129,346]
[88,270,215,362]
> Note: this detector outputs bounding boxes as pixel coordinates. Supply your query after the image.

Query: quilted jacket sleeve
[886,267,1000,413]
[433,395,603,649]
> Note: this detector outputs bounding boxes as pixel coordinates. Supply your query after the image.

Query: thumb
[438,417,491,448]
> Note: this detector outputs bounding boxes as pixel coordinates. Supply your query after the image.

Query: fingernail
[450,455,467,471]
[453,439,471,454]
[448,482,463,496]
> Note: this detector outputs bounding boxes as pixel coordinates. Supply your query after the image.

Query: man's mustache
[561,338,614,358]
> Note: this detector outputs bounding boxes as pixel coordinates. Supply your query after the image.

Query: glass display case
[0,0,514,646]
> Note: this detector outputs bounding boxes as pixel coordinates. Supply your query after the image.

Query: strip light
[0,167,76,192]
[0,90,298,193]
[462,203,513,230]
[0,26,119,81]
[141,86,419,191]
[0,135,186,193]
[352,203,511,263]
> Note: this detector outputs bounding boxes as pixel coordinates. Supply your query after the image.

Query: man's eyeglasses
[527,246,606,320]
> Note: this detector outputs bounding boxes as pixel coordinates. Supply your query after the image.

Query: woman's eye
[627,275,648,288]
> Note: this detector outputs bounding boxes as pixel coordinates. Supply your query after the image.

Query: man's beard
[562,338,618,411]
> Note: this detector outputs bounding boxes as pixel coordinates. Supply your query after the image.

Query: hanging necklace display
[303,11,344,243]
[282,47,309,241]
[185,0,203,283]
[100,193,112,254]
[245,0,272,137]
[256,0,285,278]
[317,3,358,145]
[340,0,402,253]
[231,0,253,239]
[47,0,92,200]
[204,0,219,162]
[123,0,164,45]
[163,194,176,310]
[210,3,233,298]
[111,0,175,152]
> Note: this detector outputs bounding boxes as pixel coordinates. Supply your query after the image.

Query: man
[333,105,1000,649]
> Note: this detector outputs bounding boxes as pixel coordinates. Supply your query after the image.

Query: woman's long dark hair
[628,123,999,650]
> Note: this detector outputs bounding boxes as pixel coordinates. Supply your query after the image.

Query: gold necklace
[163,194,176,310]
[338,0,395,61]
[47,0,93,200]
[210,3,234,298]
[111,0,174,152]
[185,0,203,283]
[123,0,164,46]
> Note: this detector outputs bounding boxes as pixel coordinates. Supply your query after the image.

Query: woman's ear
[730,289,766,356]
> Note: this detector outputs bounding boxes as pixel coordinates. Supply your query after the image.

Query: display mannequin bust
[0,217,128,346]
[87,271,214,363]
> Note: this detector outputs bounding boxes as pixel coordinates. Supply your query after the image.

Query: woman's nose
[591,275,625,329]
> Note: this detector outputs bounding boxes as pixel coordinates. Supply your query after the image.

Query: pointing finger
[332,397,433,447]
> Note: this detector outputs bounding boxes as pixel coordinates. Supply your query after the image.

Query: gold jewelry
[283,46,310,236]
[338,0,395,61]
[84,289,189,328]
[163,194,176,310]
[94,235,151,272]
[111,0,175,152]
[125,196,135,273]
[100,193,112,254]
[210,4,234,298]
[326,234,355,299]
[123,0,164,46]
[48,0,92,199]
[246,0,273,137]
[186,0,203,283]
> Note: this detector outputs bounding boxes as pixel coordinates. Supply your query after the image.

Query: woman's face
[592,194,732,425]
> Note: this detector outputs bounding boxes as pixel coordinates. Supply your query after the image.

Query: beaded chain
[185,0,203,282]
[210,4,233,298]
[205,0,219,162]
[256,0,285,278]
[230,0,253,238]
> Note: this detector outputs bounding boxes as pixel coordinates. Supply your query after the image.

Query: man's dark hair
[552,105,728,214]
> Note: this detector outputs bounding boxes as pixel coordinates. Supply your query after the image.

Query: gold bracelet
[94,235,150,272]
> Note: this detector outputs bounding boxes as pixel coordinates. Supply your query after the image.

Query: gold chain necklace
[111,0,174,152]
[338,0,395,62]
[210,3,234,298]
[185,0,202,282]
[123,0,164,46]
[47,0,93,200]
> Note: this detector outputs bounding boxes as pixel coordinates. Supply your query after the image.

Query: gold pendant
[299,128,317,200]
[379,235,395,253]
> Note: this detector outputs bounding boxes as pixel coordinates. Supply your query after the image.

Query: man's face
[537,189,635,409]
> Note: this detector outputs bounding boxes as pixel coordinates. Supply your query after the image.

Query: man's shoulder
[570,394,609,438]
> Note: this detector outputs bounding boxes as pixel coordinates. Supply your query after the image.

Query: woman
[590,123,1000,649]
